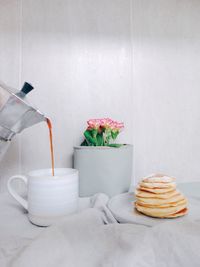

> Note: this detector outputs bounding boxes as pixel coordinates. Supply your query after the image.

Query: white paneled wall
[0,0,133,191]
[1,0,200,192]
[133,0,200,183]
[0,0,21,191]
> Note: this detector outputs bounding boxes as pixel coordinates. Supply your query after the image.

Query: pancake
[135,189,179,199]
[143,174,175,183]
[136,193,185,206]
[134,173,188,219]
[136,198,187,208]
[139,181,176,189]
[135,201,187,218]
[165,208,188,218]
[138,186,175,194]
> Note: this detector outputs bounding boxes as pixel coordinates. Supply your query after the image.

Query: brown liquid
[46,118,55,176]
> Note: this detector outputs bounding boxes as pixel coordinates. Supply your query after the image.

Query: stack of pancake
[135,174,188,218]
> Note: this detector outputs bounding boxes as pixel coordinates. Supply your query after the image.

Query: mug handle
[7,175,28,210]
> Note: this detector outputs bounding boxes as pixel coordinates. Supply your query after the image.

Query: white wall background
[0,0,200,191]
[0,0,133,191]
[133,0,200,183]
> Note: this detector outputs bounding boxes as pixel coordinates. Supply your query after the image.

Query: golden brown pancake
[136,198,187,209]
[135,189,179,199]
[135,201,187,218]
[136,194,185,206]
[165,208,188,218]
[138,186,175,194]
[139,181,176,189]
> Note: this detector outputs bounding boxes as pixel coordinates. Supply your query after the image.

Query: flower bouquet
[81,118,124,147]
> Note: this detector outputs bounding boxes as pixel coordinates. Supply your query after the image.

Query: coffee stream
[46,118,55,176]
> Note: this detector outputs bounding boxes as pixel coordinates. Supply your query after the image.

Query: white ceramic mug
[7,168,79,226]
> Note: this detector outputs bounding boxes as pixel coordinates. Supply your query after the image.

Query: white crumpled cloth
[1,193,200,267]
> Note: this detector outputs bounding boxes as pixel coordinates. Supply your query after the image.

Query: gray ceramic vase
[73,144,133,197]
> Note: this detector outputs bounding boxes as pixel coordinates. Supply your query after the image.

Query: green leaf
[81,139,88,146]
[111,130,119,140]
[91,128,98,138]
[104,128,112,145]
[107,143,123,148]
[101,127,106,133]
[84,130,97,146]
[96,133,104,146]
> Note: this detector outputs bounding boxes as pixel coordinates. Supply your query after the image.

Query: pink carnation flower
[87,118,124,131]
[110,121,124,131]
[100,118,113,128]
[87,119,101,129]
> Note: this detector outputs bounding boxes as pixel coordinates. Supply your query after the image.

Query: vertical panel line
[130,0,135,186]
[18,0,23,174]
